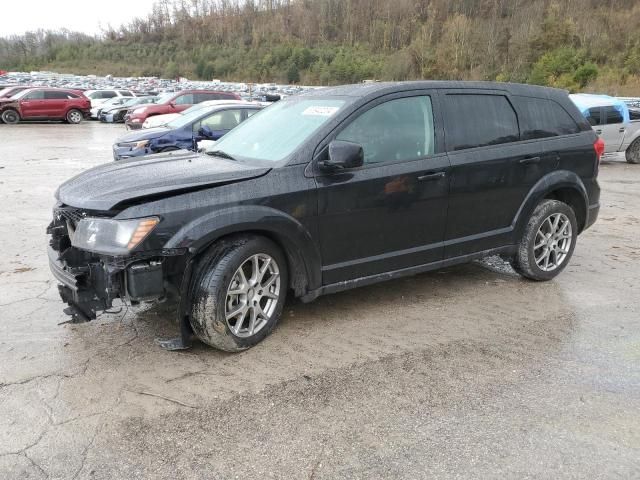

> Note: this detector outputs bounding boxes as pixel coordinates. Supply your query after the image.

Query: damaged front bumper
[47,207,185,323]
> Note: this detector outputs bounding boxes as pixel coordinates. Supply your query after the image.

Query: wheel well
[192,230,310,298]
[544,188,586,231]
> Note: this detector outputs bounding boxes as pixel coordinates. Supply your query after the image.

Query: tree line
[1,0,640,94]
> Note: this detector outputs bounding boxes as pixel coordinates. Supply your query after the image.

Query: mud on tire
[626,138,640,164]
[512,199,578,281]
[189,235,288,352]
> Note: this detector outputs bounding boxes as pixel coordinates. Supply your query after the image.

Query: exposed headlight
[71,217,159,255]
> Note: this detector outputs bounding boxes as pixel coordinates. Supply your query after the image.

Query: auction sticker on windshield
[302,106,340,116]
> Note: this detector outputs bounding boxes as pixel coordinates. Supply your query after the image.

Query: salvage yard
[1,122,639,478]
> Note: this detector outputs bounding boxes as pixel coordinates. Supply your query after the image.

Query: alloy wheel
[67,110,83,124]
[534,213,573,272]
[225,253,280,338]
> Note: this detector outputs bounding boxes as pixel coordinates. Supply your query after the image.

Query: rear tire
[512,200,578,281]
[66,109,83,124]
[189,236,288,352]
[1,109,20,124]
[626,138,640,164]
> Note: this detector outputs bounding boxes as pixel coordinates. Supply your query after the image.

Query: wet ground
[0,122,639,479]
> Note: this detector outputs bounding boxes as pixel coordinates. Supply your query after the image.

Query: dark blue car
[112,103,261,161]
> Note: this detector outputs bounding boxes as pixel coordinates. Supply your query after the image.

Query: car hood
[56,150,271,211]
[116,127,169,143]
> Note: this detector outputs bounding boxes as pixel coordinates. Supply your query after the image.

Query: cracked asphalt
[1,122,639,479]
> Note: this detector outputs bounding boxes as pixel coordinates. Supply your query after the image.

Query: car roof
[570,93,630,122]
[199,100,255,106]
[301,81,567,99]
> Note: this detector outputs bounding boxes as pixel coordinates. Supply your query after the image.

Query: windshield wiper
[206,150,237,161]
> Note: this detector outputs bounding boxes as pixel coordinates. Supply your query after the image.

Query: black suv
[48,81,601,351]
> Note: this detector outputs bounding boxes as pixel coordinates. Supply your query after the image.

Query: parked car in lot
[125,90,241,129]
[0,87,90,124]
[47,81,600,352]
[84,89,135,111]
[99,96,156,123]
[570,94,640,164]
[139,99,253,129]
[113,103,261,160]
[0,85,32,98]
[90,96,129,119]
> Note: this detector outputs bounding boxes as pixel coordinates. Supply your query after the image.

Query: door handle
[619,127,626,133]
[417,171,446,181]
[519,156,541,165]
[595,129,602,134]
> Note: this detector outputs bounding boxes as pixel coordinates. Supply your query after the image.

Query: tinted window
[445,94,519,150]
[174,94,194,105]
[336,96,435,164]
[513,96,580,139]
[630,108,640,121]
[603,106,623,125]
[586,108,602,126]
[119,91,133,97]
[99,91,117,99]
[24,90,45,100]
[45,91,73,100]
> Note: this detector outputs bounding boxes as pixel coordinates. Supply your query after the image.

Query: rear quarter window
[512,96,580,139]
[444,94,519,151]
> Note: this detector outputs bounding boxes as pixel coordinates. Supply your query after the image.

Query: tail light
[594,137,605,163]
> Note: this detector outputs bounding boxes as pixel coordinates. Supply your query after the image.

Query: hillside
[2,0,640,94]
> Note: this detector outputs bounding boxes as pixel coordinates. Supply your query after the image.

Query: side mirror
[198,126,215,139]
[320,140,364,171]
[169,101,176,108]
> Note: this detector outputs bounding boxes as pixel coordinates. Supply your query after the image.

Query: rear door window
[119,91,133,97]
[512,96,580,139]
[603,106,623,125]
[336,95,435,164]
[100,91,117,99]
[444,94,519,150]
[45,91,72,100]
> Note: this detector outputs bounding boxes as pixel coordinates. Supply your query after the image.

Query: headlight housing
[71,217,159,255]
[118,140,149,149]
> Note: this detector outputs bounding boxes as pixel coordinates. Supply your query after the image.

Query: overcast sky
[0,0,157,37]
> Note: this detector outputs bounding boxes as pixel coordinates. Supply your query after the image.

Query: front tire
[626,138,640,164]
[1,109,20,124]
[512,199,578,281]
[189,236,288,352]
[66,109,83,124]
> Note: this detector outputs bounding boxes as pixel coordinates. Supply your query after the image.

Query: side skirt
[300,245,516,303]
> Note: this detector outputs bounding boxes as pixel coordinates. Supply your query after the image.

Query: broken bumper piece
[48,245,119,322]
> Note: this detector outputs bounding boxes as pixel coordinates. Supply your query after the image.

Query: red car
[0,88,90,124]
[125,89,240,129]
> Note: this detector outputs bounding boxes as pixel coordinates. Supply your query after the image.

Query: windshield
[207,98,346,162]
[165,105,215,129]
